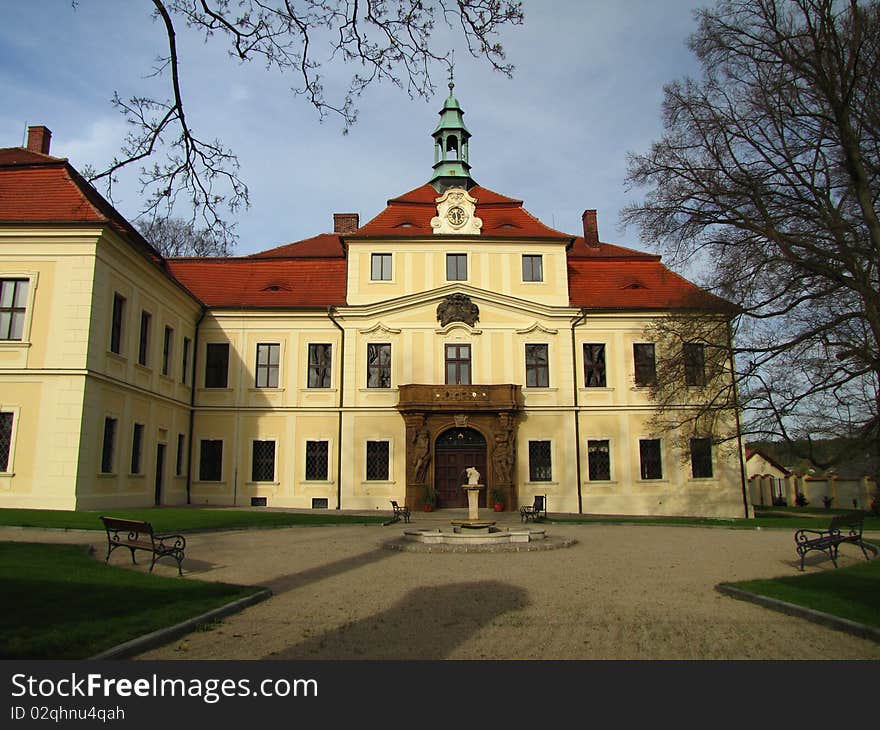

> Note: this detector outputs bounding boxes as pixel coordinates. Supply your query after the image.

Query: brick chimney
[333,213,359,234]
[582,209,599,248]
[26,126,52,155]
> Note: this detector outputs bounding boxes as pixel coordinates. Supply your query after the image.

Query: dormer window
[371,253,392,281]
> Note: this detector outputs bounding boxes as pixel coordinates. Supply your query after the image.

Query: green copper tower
[430,79,476,191]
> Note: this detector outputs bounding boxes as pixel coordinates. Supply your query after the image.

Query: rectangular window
[367,343,392,388]
[199,439,223,481]
[529,440,552,482]
[583,344,607,387]
[587,440,611,481]
[525,344,549,387]
[101,417,117,474]
[305,440,329,480]
[684,343,706,386]
[256,343,280,388]
[252,440,276,482]
[366,441,390,481]
[308,344,332,388]
[138,311,151,366]
[162,326,173,376]
[522,255,543,282]
[205,343,229,388]
[110,293,125,354]
[445,343,471,385]
[633,343,656,387]
[182,337,191,384]
[371,253,392,281]
[0,279,29,341]
[131,423,144,474]
[690,437,713,478]
[639,439,663,480]
[176,433,185,476]
[446,253,467,281]
[0,412,14,472]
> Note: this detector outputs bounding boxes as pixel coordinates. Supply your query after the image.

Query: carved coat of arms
[437,293,480,327]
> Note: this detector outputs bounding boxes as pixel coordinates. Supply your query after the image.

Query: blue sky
[0,0,706,256]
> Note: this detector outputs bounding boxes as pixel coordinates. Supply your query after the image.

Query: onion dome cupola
[430,79,476,192]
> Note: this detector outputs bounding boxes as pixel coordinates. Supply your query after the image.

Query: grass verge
[0,507,387,532]
[550,513,880,531]
[720,554,880,630]
[0,542,262,659]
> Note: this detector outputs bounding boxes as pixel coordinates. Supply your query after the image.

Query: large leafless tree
[83,0,523,250]
[623,0,880,477]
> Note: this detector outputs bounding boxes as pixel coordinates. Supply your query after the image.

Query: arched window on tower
[445,134,459,160]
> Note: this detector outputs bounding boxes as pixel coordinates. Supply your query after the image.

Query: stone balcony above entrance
[397,384,522,413]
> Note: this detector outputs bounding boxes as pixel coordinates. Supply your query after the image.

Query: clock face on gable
[446,206,467,227]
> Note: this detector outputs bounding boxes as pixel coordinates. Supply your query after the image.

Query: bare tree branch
[81,0,523,249]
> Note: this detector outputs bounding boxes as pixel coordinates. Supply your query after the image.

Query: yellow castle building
[0,90,751,517]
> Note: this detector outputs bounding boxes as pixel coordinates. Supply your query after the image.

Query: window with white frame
[522,254,543,282]
[252,440,276,482]
[308,344,332,388]
[525,344,549,387]
[0,279,29,341]
[528,440,552,482]
[365,440,390,481]
[367,343,391,388]
[138,311,151,367]
[101,417,117,474]
[205,343,229,388]
[110,293,125,354]
[256,343,280,388]
[199,439,223,481]
[587,440,611,481]
[176,433,186,476]
[371,253,392,281]
[305,440,329,480]
[131,423,145,475]
[690,437,713,478]
[0,412,15,472]
[639,439,663,480]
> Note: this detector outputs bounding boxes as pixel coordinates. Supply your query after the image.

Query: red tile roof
[0,150,163,265]
[3,146,731,313]
[166,258,347,307]
[248,233,345,258]
[349,183,572,240]
[567,258,733,311]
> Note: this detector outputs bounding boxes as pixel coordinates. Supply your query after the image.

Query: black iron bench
[520,495,547,523]
[390,500,411,524]
[794,513,876,571]
[100,516,187,576]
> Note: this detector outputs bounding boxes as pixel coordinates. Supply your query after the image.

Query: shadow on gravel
[265,580,530,659]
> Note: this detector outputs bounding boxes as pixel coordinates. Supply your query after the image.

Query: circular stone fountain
[383,469,577,553]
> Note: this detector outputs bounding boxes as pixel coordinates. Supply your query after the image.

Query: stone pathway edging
[89,588,273,660]
[715,584,880,644]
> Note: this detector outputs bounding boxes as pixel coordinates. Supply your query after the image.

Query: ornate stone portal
[398,384,521,510]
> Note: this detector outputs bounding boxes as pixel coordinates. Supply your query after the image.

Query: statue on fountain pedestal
[466,467,481,485]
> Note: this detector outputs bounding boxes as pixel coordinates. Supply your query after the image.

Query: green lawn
[0,542,262,659]
[550,512,880,531]
[0,507,387,532]
[722,555,880,629]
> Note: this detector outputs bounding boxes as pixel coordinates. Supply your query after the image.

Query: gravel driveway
[4,514,878,660]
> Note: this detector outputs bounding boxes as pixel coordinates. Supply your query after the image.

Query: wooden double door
[434,427,487,508]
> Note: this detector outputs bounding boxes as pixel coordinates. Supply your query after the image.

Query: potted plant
[491,488,505,512]
[423,484,438,512]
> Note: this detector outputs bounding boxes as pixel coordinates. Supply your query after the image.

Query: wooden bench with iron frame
[520,495,547,523]
[794,512,877,571]
[390,500,411,524]
[101,516,187,576]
